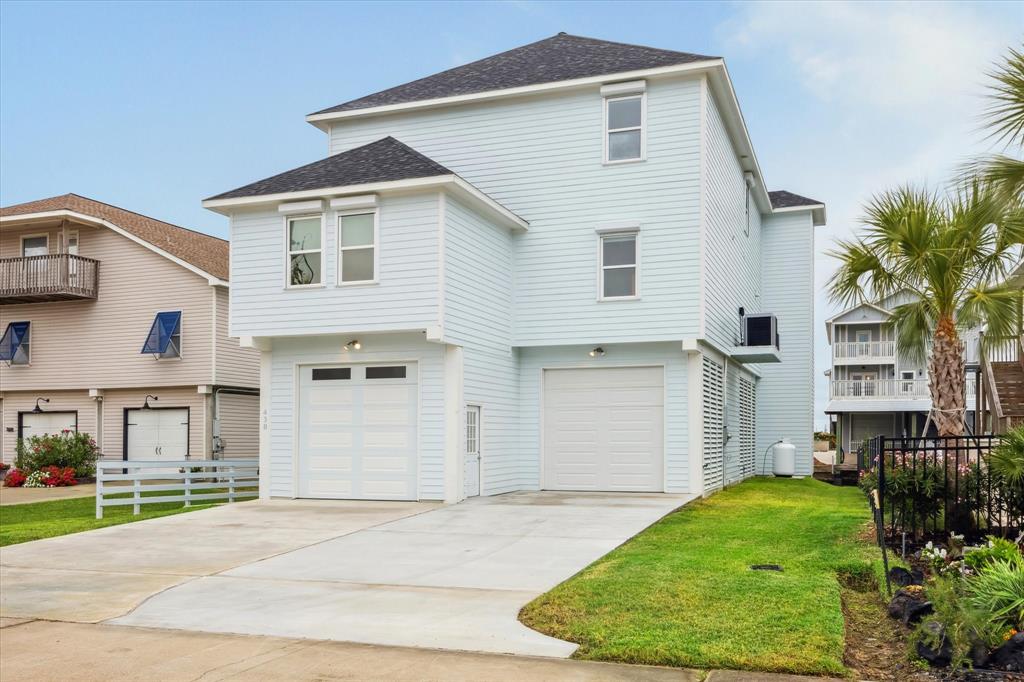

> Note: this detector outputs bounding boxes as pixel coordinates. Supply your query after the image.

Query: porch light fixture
[32,397,50,414]
[142,395,159,410]
[589,347,605,357]
[345,340,362,351]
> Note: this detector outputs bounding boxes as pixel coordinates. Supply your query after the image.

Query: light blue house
[204,33,826,503]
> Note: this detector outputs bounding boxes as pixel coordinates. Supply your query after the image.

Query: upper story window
[21,235,48,257]
[0,321,31,366]
[338,211,377,284]
[141,311,182,360]
[287,215,323,287]
[604,94,645,163]
[599,231,639,299]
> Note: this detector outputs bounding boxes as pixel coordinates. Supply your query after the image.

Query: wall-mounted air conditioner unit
[742,313,779,349]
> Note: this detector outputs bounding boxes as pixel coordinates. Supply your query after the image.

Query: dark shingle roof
[208,137,453,200]
[1,194,229,280]
[312,33,717,116]
[769,190,823,209]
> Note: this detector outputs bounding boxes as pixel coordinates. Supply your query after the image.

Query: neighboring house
[204,33,826,503]
[824,291,979,455]
[0,194,260,465]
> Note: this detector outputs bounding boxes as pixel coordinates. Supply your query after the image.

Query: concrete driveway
[2,492,691,657]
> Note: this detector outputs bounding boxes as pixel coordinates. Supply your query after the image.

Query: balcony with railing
[829,375,977,403]
[832,340,896,364]
[0,254,99,303]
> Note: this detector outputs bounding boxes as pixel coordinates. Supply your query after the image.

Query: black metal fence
[865,434,1023,540]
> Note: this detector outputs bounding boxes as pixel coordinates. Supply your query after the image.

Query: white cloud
[718,1,1023,429]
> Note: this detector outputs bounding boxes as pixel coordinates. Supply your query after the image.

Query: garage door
[298,363,417,500]
[543,366,664,492]
[126,408,189,461]
[21,411,77,439]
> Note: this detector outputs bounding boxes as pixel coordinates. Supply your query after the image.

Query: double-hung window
[287,215,323,287]
[604,94,644,163]
[338,211,377,284]
[600,231,639,299]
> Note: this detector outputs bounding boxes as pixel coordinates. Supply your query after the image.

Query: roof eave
[202,175,529,232]
[771,203,827,226]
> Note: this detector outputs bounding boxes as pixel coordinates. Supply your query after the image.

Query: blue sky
[2,1,1022,426]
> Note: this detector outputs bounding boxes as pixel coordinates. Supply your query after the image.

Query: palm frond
[983,46,1024,148]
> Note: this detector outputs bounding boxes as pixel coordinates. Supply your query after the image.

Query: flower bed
[3,431,100,488]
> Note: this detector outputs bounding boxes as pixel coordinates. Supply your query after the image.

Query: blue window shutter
[141,312,181,354]
[0,322,29,362]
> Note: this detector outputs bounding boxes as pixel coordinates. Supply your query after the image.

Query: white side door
[21,411,77,439]
[464,405,481,498]
[126,408,189,461]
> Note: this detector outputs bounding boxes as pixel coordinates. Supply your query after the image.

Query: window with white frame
[605,94,644,162]
[600,232,638,299]
[338,211,376,284]
[287,216,322,287]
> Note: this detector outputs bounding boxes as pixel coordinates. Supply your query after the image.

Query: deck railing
[95,459,259,519]
[0,254,99,302]
[833,340,896,360]
[830,378,930,399]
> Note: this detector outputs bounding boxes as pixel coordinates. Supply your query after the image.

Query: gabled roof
[207,137,452,201]
[0,193,228,282]
[824,301,893,343]
[768,190,823,209]
[311,33,716,116]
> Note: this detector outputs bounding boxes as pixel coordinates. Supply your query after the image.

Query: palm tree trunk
[929,316,966,437]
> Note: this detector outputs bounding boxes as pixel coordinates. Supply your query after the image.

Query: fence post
[875,435,886,529]
[133,466,141,516]
[184,468,192,507]
[228,465,236,503]
[95,464,104,519]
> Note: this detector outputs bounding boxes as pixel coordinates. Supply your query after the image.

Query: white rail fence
[96,459,259,519]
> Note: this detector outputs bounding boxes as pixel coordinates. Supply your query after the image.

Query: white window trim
[597,229,641,301]
[4,319,32,367]
[20,233,49,257]
[336,208,380,287]
[283,214,326,290]
[603,93,647,165]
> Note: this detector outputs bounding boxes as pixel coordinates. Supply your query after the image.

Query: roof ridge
[552,32,717,60]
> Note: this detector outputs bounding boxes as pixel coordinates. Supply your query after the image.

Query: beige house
[0,194,259,465]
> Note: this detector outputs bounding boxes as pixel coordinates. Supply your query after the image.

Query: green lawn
[0,492,226,546]
[519,478,878,676]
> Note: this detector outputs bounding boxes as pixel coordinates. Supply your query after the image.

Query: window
[287,216,322,287]
[466,405,480,456]
[600,232,638,299]
[605,94,644,162]
[365,366,406,379]
[65,231,79,256]
[855,330,871,343]
[0,321,30,365]
[312,367,351,381]
[338,211,376,284]
[21,235,47,257]
[141,311,182,359]
[901,371,915,394]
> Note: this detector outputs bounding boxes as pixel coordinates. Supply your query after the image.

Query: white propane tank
[773,440,796,477]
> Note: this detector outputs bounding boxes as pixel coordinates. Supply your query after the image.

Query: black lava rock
[888,566,924,587]
[916,621,952,667]
[991,633,1024,672]
[887,587,933,625]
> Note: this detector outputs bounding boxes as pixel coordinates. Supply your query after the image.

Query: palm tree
[828,184,1023,437]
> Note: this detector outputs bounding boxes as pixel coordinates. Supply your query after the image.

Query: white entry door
[464,405,481,498]
[298,363,418,500]
[543,366,664,492]
[126,408,189,461]
[21,411,77,439]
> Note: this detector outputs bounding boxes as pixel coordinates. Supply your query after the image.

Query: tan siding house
[0,194,259,465]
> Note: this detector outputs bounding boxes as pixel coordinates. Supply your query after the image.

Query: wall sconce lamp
[589,347,605,358]
[345,340,362,351]
[142,394,159,410]
[32,397,50,414]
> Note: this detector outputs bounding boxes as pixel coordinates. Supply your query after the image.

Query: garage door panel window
[600,233,638,299]
[287,216,323,287]
[312,367,351,381]
[338,211,377,285]
[365,365,406,380]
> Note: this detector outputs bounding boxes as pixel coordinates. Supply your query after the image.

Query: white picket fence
[95,459,259,519]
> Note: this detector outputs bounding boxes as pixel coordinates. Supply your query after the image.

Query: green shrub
[966,555,1024,630]
[963,537,1022,571]
[15,431,100,477]
[917,573,1003,669]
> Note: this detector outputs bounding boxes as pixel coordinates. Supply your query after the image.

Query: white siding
[443,195,520,495]
[229,193,440,338]
[757,212,815,475]
[328,78,704,346]
[703,92,762,349]
[519,343,691,494]
[264,333,446,499]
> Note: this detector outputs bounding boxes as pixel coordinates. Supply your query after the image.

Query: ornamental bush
[15,431,100,477]
[3,468,27,487]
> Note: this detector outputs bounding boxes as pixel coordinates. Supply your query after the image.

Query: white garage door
[298,363,418,500]
[126,408,189,461]
[21,411,77,439]
[543,366,664,492]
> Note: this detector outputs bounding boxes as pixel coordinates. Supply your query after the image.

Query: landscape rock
[888,567,924,587]
[991,632,1024,672]
[887,587,933,625]
[916,622,952,667]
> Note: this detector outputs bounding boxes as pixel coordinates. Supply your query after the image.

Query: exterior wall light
[32,397,50,413]
[589,347,605,357]
[345,340,362,351]
[142,394,159,410]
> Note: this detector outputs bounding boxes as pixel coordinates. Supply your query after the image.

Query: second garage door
[298,363,418,500]
[543,366,664,492]
[21,411,78,440]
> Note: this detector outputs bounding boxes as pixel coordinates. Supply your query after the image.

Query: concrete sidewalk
[0,620,838,682]
[0,482,97,505]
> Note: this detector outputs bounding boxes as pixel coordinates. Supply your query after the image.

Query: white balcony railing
[832,340,896,361]
[830,377,978,402]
